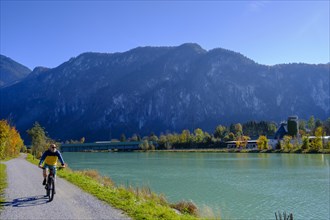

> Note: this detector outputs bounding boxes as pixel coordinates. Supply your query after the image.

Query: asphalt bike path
[0,154,131,220]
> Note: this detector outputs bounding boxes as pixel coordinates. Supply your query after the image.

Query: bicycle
[41,166,64,202]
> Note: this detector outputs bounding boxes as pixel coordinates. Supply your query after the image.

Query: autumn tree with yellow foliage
[0,120,24,159]
[257,135,269,150]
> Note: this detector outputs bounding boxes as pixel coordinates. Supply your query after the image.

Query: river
[63,152,330,219]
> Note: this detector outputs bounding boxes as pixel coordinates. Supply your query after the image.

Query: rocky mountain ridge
[0,55,31,88]
[1,43,329,142]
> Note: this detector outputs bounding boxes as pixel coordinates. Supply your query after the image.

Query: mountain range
[0,55,31,88]
[1,43,329,142]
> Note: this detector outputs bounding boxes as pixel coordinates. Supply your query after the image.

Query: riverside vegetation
[26,116,330,157]
[137,116,330,153]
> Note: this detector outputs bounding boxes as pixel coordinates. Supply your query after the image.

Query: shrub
[171,201,199,216]
[78,169,115,187]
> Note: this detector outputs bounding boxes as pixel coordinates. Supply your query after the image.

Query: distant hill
[0,55,31,87]
[1,43,329,142]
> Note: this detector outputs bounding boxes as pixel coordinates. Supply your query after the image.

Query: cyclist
[38,144,66,186]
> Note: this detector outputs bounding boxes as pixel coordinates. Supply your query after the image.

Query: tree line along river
[63,152,330,219]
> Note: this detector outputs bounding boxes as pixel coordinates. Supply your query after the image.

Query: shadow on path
[0,195,49,207]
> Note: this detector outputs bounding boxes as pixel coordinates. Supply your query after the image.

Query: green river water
[63,152,330,219]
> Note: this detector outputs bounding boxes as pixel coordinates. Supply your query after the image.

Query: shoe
[42,179,46,185]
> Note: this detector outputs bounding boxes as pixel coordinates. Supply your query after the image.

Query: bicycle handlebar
[40,166,66,170]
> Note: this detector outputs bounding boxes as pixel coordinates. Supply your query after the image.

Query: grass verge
[0,163,7,210]
[26,154,209,220]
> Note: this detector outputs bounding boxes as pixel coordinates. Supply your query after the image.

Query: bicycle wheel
[48,177,55,202]
[45,182,50,197]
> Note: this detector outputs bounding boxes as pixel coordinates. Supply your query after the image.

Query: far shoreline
[145,148,330,154]
[62,148,330,154]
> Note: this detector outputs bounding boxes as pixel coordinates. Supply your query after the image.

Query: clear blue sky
[1,1,329,70]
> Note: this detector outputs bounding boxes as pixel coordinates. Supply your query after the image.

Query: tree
[158,135,168,149]
[194,128,204,144]
[0,120,10,159]
[323,118,330,135]
[214,125,227,140]
[299,119,307,132]
[315,119,323,129]
[229,124,236,134]
[131,134,137,141]
[8,126,24,157]
[164,134,174,150]
[120,134,126,142]
[225,132,235,142]
[0,120,24,159]
[180,129,191,144]
[167,133,179,147]
[234,123,243,137]
[203,132,212,144]
[149,132,158,143]
[267,123,277,136]
[26,122,47,157]
[257,135,269,150]
[307,116,315,133]
[242,121,256,137]
[301,136,309,150]
[243,121,277,137]
[80,137,85,143]
[310,126,323,151]
[139,139,149,151]
[131,134,139,142]
[282,135,293,152]
[236,135,250,149]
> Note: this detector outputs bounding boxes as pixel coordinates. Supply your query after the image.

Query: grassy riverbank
[26,154,213,220]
